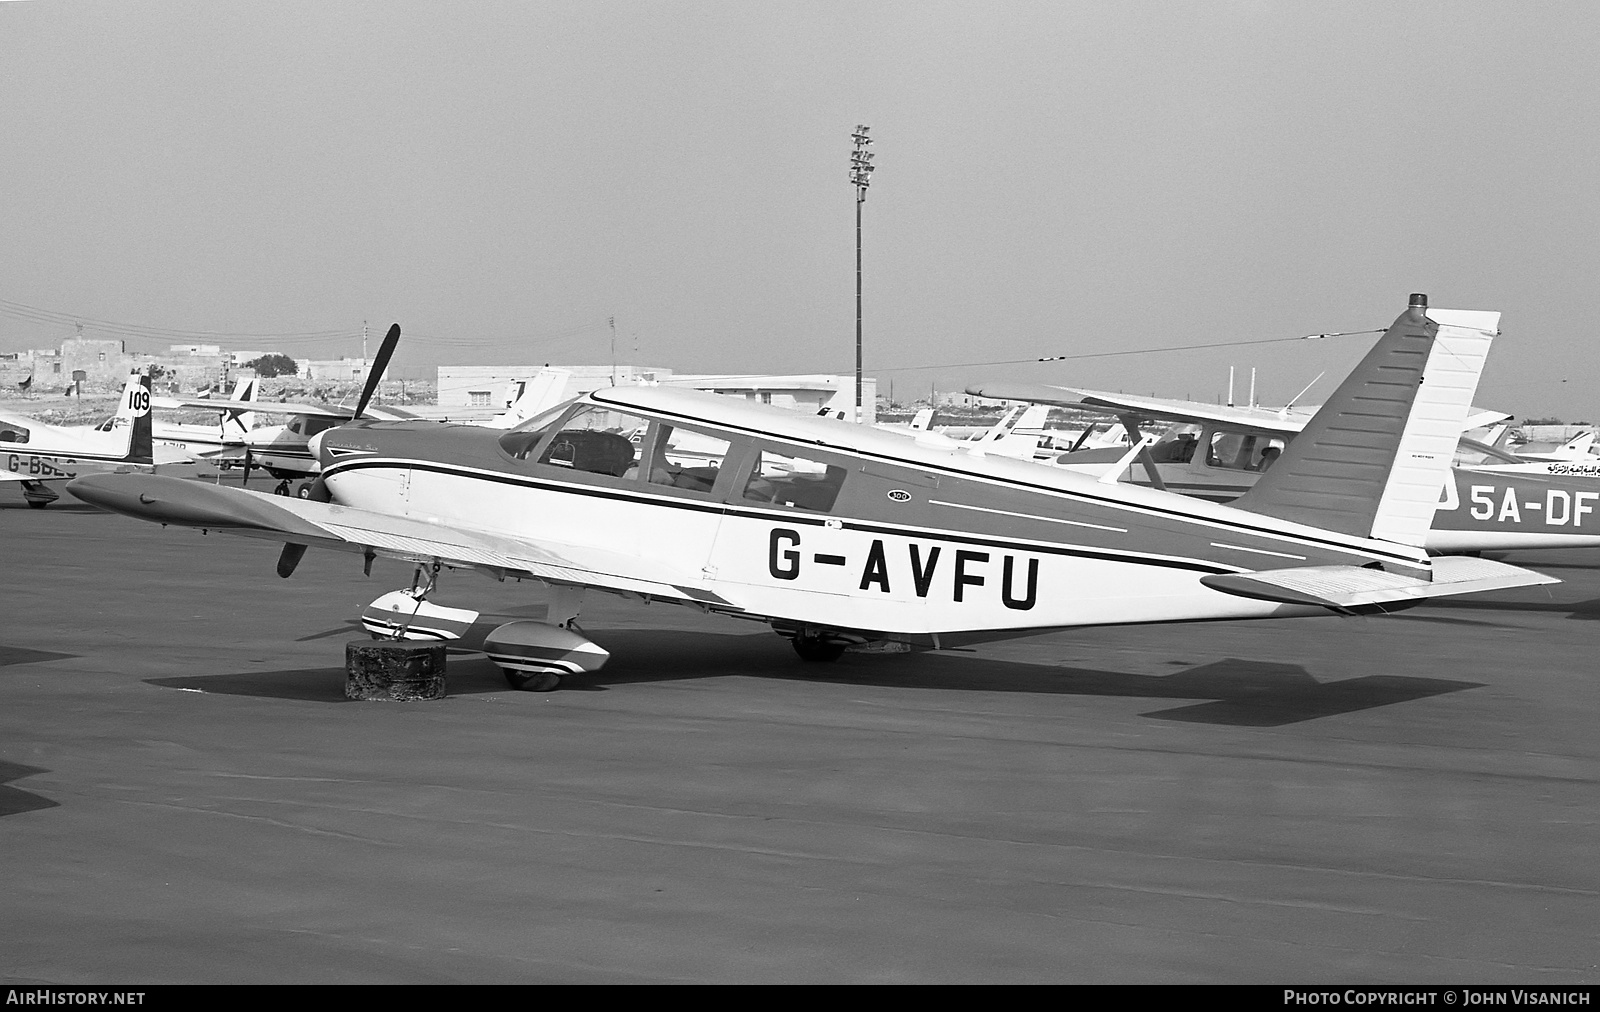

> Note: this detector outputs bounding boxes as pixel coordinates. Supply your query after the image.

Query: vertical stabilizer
[1232,296,1498,546]
[111,370,155,464]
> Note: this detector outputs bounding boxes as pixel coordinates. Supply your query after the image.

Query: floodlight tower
[850,125,874,423]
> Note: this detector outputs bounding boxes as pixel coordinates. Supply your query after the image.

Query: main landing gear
[483,585,609,692]
[21,481,58,509]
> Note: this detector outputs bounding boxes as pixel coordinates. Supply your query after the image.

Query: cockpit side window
[527,404,647,477]
[1206,429,1287,472]
[0,423,29,444]
[1147,423,1202,463]
[638,423,732,494]
[742,447,848,512]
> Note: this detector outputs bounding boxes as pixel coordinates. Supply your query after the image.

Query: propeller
[353,324,401,420]
[275,323,397,580]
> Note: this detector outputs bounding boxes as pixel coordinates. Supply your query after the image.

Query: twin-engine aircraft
[69,296,1556,691]
[970,345,1600,555]
[1,371,154,507]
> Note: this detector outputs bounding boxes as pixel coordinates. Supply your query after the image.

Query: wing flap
[1201,555,1557,609]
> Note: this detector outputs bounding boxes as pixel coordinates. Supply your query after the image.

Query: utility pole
[609,316,617,386]
[851,125,874,423]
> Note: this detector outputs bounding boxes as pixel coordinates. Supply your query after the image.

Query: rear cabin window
[743,448,847,512]
[0,423,29,444]
[1207,429,1286,472]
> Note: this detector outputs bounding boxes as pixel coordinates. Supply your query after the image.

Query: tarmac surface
[2,477,1597,983]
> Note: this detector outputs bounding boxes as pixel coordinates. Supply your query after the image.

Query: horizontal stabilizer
[1200,555,1556,610]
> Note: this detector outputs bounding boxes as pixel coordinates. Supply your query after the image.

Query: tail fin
[909,407,934,431]
[111,370,155,464]
[1232,295,1498,547]
[223,377,257,437]
[486,368,571,429]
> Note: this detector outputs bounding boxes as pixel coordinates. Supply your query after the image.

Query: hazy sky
[3,2,1597,417]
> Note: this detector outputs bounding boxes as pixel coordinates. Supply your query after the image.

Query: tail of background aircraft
[111,370,155,464]
[1232,294,1498,548]
[221,376,258,438]
[486,368,572,429]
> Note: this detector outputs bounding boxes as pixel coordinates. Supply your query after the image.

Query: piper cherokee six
[68,296,1556,691]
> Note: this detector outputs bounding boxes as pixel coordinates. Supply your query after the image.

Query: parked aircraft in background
[162,360,572,496]
[0,371,154,507]
[1511,430,1598,463]
[970,347,1600,553]
[151,377,258,465]
[70,296,1554,692]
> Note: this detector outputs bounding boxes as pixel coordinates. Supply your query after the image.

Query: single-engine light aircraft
[69,296,1556,690]
[1,370,154,507]
[151,377,259,466]
[159,364,573,497]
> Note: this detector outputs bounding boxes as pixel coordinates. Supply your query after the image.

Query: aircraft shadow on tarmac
[0,501,103,513]
[144,628,1481,727]
[0,761,59,818]
[1419,595,1600,621]
[0,645,79,667]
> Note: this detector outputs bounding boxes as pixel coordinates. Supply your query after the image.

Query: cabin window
[1147,423,1202,463]
[1206,429,1286,472]
[641,424,730,493]
[469,391,491,407]
[743,448,847,512]
[534,404,647,476]
[0,424,29,444]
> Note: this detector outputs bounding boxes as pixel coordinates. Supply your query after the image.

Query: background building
[437,364,877,422]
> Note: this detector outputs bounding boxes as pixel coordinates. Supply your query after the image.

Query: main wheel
[273,480,291,496]
[791,634,845,663]
[502,668,563,691]
[296,482,313,499]
[26,499,49,509]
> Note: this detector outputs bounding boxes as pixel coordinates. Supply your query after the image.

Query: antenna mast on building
[610,316,617,386]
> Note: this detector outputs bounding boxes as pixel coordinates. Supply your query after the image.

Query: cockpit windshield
[1455,437,1524,467]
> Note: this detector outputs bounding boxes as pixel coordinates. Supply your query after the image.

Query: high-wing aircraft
[69,296,1555,691]
[969,340,1600,553]
[1,370,154,507]
[151,377,259,465]
[162,364,574,495]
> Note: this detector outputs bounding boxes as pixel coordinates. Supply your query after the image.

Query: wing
[966,382,1309,435]
[66,473,734,608]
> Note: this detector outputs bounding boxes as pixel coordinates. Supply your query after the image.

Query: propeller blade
[276,542,308,579]
[241,448,254,485]
[353,324,401,419]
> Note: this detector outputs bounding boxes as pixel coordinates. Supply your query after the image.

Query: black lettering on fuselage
[769,528,801,580]
[910,544,941,598]
[1001,556,1038,610]
[859,539,890,592]
[954,550,988,602]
